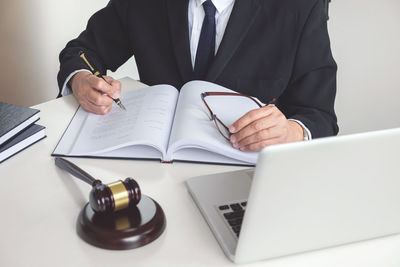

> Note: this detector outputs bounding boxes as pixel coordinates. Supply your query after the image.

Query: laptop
[186,128,400,264]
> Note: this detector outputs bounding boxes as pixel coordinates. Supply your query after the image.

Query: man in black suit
[58,0,338,151]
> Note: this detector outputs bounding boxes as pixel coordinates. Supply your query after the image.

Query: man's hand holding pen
[69,71,122,115]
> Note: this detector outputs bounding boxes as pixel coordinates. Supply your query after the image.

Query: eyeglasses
[201,92,268,141]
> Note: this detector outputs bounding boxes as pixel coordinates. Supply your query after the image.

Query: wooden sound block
[76,195,166,250]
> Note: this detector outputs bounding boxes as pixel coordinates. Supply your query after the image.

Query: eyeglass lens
[205,95,262,127]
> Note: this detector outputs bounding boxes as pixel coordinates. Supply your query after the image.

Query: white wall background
[0,0,399,135]
[329,0,400,134]
[0,0,138,106]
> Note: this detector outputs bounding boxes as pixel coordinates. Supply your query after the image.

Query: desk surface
[1,78,399,267]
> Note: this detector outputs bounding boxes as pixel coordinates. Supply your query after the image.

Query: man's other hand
[69,71,122,115]
[229,105,304,152]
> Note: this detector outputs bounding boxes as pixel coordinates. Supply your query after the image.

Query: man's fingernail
[232,142,239,148]
[230,135,236,143]
[229,126,235,133]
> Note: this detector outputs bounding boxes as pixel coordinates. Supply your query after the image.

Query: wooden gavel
[55,157,141,214]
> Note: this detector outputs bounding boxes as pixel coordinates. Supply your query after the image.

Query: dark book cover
[0,124,46,163]
[0,102,40,144]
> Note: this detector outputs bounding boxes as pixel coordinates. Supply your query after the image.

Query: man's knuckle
[251,122,260,132]
[263,128,271,137]
[235,132,244,142]
[247,110,258,121]
[256,130,265,140]
[95,80,103,89]
[93,95,103,105]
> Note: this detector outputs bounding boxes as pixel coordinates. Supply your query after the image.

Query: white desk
[1,78,400,267]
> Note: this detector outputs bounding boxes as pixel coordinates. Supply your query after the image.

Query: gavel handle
[55,157,99,186]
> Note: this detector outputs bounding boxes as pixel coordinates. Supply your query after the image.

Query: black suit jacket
[58,0,339,138]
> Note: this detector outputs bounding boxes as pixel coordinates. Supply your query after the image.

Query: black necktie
[194,0,216,80]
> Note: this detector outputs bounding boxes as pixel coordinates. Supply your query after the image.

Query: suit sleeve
[57,0,133,96]
[278,0,339,138]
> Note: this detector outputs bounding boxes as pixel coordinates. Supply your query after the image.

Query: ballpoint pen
[79,51,126,111]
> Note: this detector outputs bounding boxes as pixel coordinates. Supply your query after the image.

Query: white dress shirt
[188,0,235,68]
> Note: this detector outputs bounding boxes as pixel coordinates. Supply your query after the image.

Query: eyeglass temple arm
[201,92,215,119]
[202,92,268,108]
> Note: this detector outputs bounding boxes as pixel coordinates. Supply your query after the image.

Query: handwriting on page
[89,91,146,141]
[71,87,178,154]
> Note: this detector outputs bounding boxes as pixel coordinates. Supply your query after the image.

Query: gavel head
[89,177,141,214]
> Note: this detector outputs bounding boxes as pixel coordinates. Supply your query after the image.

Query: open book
[52,81,264,165]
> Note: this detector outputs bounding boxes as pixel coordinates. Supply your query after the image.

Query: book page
[167,81,264,165]
[68,85,178,156]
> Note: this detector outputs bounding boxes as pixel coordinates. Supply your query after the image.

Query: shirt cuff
[288,119,312,141]
[60,69,91,96]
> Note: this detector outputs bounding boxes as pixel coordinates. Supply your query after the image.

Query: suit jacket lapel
[206,0,261,82]
[166,0,194,83]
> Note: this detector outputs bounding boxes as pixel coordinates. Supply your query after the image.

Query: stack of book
[0,102,46,163]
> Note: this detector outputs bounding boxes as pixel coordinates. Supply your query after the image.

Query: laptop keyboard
[218,201,247,238]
